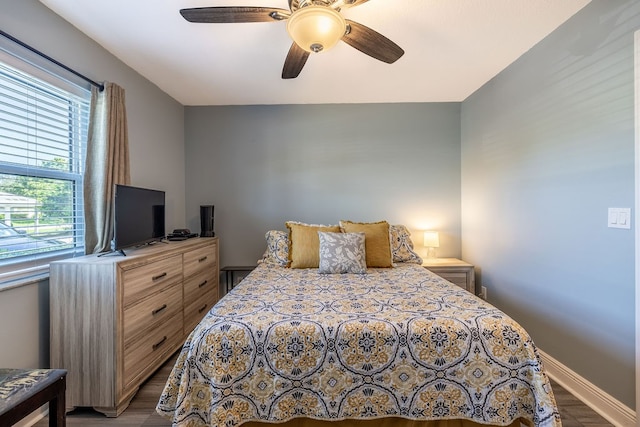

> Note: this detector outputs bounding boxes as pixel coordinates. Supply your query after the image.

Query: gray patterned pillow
[257,230,289,266]
[389,224,423,264]
[318,232,367,274]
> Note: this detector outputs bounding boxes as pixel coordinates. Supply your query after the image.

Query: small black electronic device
[172,229,191,236]
[200,205,215,237]
[167,229,198,240]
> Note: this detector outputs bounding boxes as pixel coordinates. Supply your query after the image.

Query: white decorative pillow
[258,230,289,266]
[389,224,423,264]
[318,232,367,274]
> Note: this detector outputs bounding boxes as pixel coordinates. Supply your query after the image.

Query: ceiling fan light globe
[286,6,346,53]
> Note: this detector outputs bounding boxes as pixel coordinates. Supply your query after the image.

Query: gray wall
[0,0,185,369]
[0,280,49,368]
[461,0,638,408]
[184,103,462,267]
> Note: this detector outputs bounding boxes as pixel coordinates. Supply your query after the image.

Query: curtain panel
[83,82,131,254]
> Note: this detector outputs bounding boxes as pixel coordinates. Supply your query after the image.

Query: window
[0,60,90,272]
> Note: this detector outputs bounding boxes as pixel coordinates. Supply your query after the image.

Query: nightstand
[423,258,476,294]
[221,265,256,292]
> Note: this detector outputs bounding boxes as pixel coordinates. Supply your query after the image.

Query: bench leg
[49,377,66,427]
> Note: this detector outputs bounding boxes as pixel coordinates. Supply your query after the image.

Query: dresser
[422,258,475,294]
[49,237,218,417]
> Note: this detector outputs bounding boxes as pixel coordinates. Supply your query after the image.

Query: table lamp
[423,231,440,259]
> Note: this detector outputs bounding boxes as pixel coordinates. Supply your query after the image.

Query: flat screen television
[114,184,165,252]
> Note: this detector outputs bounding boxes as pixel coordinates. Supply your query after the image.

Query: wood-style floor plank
[550,378,613,427]
[35,353,612,426]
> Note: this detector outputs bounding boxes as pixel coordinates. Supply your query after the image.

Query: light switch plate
[608,207,631,229]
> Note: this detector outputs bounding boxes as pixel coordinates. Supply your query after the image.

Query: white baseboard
[538,349,636,427]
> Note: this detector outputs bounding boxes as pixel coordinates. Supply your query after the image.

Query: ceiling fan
[180,0,404,79]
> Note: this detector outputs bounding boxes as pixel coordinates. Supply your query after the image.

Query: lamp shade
[286,6,346,53]
[423,231,440,248]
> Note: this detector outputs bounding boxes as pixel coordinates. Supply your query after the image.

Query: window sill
[0,267,50,292]
[0,249,83,292]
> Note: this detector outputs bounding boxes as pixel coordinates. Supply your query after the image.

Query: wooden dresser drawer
[123,312,183,387]
[183,244,217,278]
[123,282,183,345]
[184,269,217,307]
[184,288,217,335]
[122,255,183,306]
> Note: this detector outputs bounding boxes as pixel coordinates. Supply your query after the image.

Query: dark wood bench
[0,368,67,426]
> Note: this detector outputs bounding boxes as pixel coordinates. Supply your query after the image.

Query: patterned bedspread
[157,263,560,427]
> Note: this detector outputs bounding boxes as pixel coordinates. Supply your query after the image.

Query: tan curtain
[83,82,131,254]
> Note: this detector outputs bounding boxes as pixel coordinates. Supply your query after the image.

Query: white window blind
[0,60,90,271]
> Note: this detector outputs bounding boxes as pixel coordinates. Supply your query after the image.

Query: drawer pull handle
[152,336,167,351]
[152,304,167,315]
[152,272,167,281]
[198,304,208,313]
[198,280,208,288]
[198,256,208,263]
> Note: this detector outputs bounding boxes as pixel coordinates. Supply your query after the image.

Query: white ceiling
[39,0,590,106]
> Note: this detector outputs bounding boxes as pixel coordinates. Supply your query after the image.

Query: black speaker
[200,205,215,237]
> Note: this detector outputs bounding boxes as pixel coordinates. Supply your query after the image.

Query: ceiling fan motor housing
[286,6,347,53]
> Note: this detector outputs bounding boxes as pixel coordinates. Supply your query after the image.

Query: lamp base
[426,247,437,259]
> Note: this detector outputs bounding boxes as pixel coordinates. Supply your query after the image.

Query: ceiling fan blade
[342,20,404,64]
[180,7,290,23]
[282,43,310,79]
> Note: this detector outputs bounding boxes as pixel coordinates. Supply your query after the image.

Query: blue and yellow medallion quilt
[157,263,560,427]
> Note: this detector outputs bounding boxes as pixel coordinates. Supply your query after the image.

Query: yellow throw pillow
[339,220,393,268]
[286,221,341,268]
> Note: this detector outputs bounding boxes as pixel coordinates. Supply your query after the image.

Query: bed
[157,222,560,427]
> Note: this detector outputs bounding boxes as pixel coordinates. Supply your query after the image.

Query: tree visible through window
[0,61,90,264]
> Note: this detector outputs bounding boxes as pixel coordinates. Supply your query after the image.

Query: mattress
[157,263,560,427]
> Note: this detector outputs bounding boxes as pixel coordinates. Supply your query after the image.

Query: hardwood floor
[33,353,177,427]
[35,352,612,427]
[552,381,614,427]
